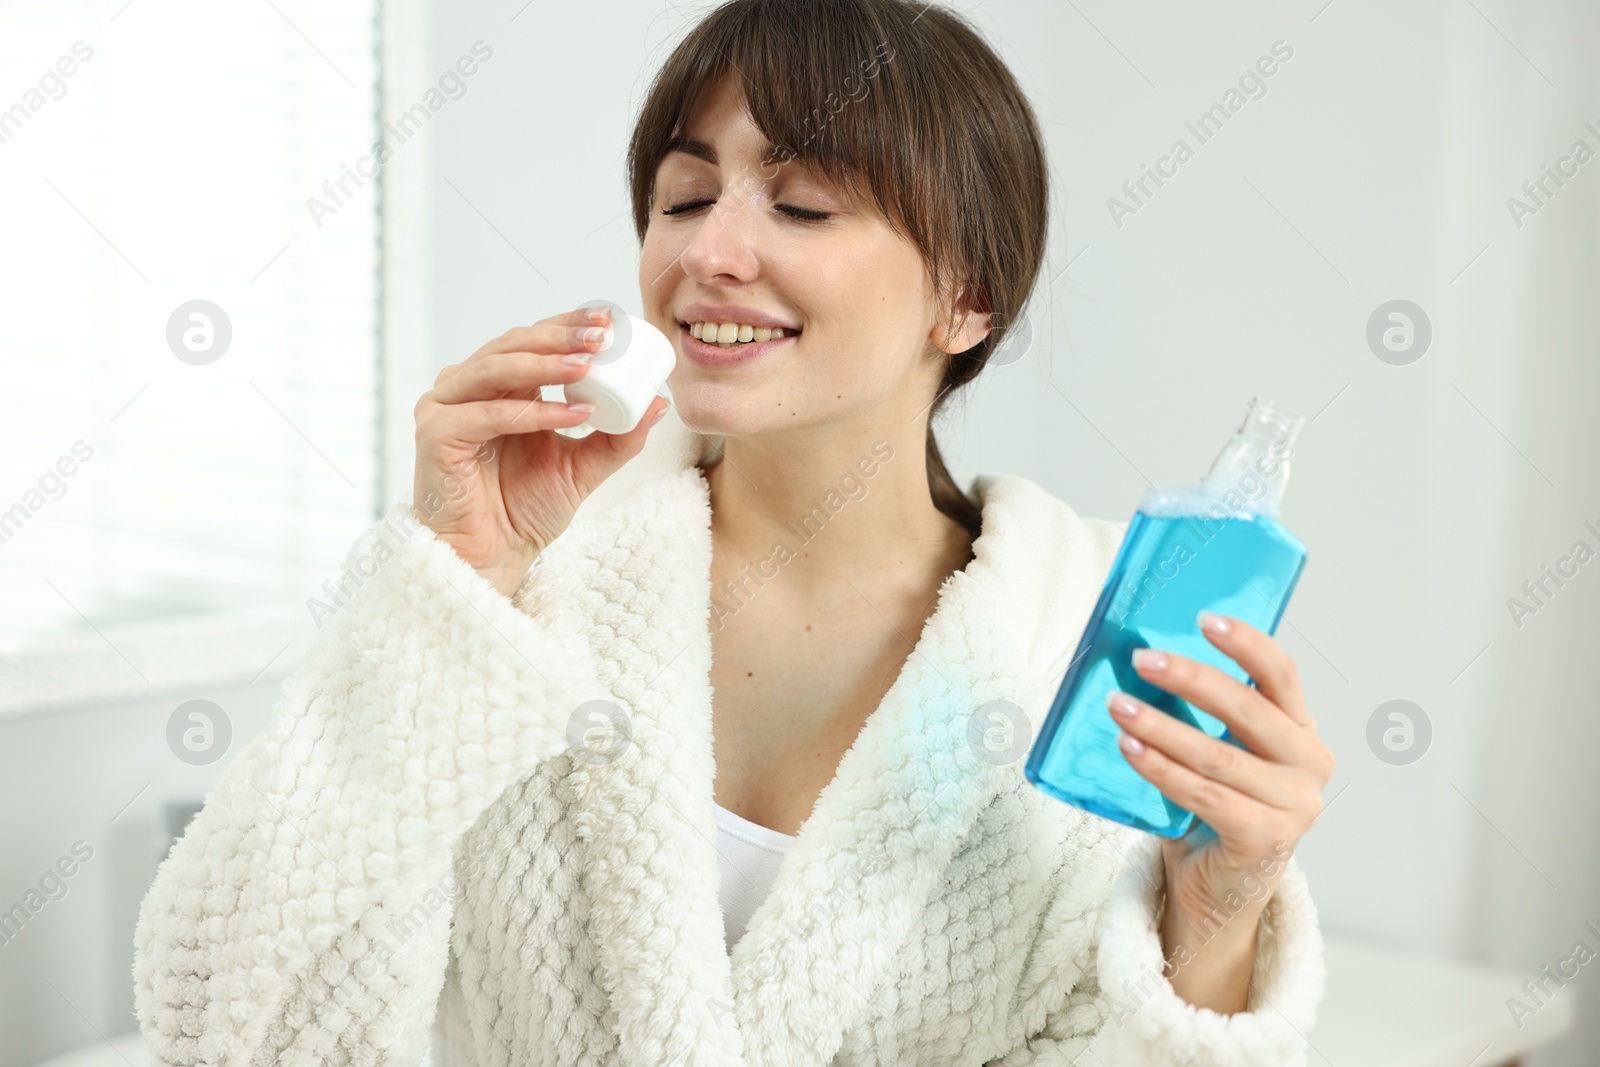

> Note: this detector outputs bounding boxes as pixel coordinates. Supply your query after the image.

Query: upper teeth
[688,321,791,343]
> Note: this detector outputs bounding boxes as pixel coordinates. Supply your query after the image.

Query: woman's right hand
[412,304,671,597]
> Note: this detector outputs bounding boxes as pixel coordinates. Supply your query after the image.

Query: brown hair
[626,0,1049,540]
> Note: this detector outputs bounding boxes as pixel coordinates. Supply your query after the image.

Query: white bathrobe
[132,408,1326,1066]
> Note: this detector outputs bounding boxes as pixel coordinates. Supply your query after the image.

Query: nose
[677,173,765,285]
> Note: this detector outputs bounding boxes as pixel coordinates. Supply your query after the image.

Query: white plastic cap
[562,313,677,434]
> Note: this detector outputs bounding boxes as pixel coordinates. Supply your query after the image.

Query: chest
[707,592,940,837]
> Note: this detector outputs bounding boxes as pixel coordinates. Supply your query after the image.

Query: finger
[1197,611,1311,726]
[430,348,595,406]
[436,308,613,387]
[1108,690,1303,809]
[1116,729,1271,843]
[565,395,671,487]
[417,395,594,444]
[479,317,614,360]
[1130,646,1306,766]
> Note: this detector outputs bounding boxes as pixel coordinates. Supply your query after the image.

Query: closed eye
[660,199,832,223]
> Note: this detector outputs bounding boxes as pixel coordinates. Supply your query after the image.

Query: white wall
[4,1,1596,1064]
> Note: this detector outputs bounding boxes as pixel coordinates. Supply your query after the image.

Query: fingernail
[649,405,668,425]
[1109,692,1140,719]
[561,353,590,365]
[567,402,595,413]
[1119,733,1147,756]
[1199,610,1232,636]
[578,326,608,344]
[585,306,611,323]
[1132,648,1168,672]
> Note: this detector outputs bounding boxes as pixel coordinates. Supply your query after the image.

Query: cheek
[638,228,686,291]
[801,326,917,395]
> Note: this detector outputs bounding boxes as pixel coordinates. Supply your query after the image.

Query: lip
[676,303,800,332]
[679,322,796,367]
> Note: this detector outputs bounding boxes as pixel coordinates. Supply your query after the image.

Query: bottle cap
[562,312,677,434]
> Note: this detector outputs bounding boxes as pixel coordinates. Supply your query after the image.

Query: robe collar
[538,409,1118,1066]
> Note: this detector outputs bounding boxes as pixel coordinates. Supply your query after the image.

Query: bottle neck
[1199,399,1302,516]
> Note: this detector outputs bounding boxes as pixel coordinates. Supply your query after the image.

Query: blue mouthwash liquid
[1025,398,1308,837]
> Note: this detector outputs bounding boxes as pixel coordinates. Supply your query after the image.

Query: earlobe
[926,280,995,355]
[953,282,994,354]
[931,307,993,356]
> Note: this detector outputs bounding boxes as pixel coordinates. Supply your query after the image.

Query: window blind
[0,0,379,654]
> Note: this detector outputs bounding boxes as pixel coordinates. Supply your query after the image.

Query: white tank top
[713,801,797,952]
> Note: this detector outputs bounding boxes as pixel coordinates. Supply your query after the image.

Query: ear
[928,280,993,356]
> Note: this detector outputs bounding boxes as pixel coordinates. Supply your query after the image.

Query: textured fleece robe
[132,407,1326,1066]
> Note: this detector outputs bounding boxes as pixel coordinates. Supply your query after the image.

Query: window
[0,3,380,665]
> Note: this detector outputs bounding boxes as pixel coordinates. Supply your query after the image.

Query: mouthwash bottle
[1024,397,1308,837]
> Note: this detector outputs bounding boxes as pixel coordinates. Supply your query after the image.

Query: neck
[697,415,975,620]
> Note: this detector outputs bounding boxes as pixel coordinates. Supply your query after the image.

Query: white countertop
[1314,933,1575,1066]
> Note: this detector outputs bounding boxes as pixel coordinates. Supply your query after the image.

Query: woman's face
[639,73,986,439]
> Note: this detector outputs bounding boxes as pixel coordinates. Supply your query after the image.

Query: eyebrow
[662,135,794,170]
[662,136,718,164]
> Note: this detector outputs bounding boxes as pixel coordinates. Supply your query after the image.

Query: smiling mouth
[678,321,801,347]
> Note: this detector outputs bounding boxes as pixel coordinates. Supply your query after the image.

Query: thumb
[569,395,671,490]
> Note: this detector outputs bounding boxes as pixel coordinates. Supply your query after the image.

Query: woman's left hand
[1106,609,1336,990]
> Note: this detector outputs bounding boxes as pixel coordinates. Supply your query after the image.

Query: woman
[133,1,1334,1064]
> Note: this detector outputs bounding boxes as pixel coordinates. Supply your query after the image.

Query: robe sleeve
[986,833,1326,1066]
[131,502,608,1067]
